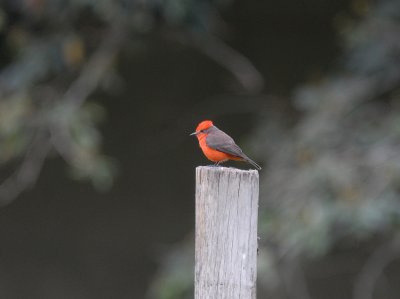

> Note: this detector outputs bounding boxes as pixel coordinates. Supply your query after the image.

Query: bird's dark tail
[244,156,262,170]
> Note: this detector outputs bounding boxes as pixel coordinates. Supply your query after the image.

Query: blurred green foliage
[264,0,400,258]
[0,0,229,201]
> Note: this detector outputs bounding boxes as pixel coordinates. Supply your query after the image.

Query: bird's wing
[206,128,245,158]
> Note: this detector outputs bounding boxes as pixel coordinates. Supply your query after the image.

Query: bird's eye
[200,130,205,133]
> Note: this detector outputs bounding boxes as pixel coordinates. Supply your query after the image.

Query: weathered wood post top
[195,166,259,299]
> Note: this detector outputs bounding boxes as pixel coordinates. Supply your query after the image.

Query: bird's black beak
[190,131,199,136]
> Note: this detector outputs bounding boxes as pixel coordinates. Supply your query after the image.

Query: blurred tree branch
[50,22,126,165]
[0,19,127,205]
[0,130,51,206]
[60,23,126,109]
[188,32,264,93]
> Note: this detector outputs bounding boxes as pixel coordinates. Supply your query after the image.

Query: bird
[190,120,261,170]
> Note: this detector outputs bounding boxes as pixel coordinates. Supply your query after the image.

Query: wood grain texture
[195,166,259,299]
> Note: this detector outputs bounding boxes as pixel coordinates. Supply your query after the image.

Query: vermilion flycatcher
[190,120,261,170]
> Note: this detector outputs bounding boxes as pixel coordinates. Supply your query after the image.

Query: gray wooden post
[195,166,259,299]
